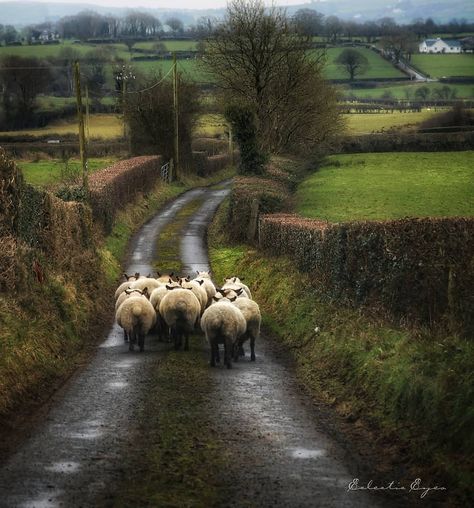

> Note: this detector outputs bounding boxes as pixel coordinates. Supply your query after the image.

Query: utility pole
[228,123,234,166]
[173,52,179,180]
[85,84,90,143]
[73,61,88,195]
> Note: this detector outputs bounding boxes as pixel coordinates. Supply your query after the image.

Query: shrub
[225,104,267,175]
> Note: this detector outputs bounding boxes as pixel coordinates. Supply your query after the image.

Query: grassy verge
[208,198,473,503]
[295,152,474,221]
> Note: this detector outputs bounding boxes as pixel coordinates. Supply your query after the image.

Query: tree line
[1,9,473,46]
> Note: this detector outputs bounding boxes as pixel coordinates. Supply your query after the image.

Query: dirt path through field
[0,181,389,507]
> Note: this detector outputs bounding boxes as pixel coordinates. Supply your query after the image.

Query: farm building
[419,38,462,53]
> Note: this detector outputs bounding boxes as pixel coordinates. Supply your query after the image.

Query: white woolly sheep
[114,272,140,300]
[201,299,246,369]
[223,277,252,299]
[231,297,261,362]
[159,286,201,351]
[116,288,156,352]
[178,277,208,313]
[193,273,216,308]
[130,277,163,295]
[149,284,174,341]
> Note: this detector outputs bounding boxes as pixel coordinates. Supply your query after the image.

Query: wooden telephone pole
[73,61,88,194]
[173,52,179,180]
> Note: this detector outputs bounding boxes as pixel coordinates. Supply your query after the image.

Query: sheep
[156,271,176,284]
[159,285,201,351]
[129,277,164,295]
[115,288,146,312]
[149,284,174,341]
[214,289,260,361]
[231,297,261,362]
[114,272,140,300]
[201,298,246,369]
[193,272,216,308]
[116,288,156,352]
[223,276,253,299]
[178,277,208,313]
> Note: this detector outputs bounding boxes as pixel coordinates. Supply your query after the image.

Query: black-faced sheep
[159,286,201,351]
[201,298,246,369]
[116,288,156,352]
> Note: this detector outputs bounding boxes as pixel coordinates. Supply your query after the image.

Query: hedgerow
[259,213,474,335]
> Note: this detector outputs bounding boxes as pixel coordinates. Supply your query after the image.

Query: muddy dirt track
[0,183,398,507]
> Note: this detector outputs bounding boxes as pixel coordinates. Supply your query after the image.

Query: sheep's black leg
[210,341,217,367]
[138,333,145,352]
[172,328,180,350]
[184,332,189,351]
[128,330,135,351]
[224,340,232,369]
[250,336,256,361]
[124,330,128,342]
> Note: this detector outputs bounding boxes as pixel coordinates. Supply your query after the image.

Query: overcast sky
[2,0,311,9]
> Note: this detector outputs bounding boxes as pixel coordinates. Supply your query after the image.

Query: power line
[125,63,175,94]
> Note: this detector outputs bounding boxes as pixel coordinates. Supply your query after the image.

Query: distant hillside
[0,0,473,27]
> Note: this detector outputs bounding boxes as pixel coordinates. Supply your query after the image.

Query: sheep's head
[197,270,211,279]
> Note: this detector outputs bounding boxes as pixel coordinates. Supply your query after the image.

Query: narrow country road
[0,181,387,507]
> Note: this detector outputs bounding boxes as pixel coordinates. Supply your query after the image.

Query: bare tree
[202,0,341,155]
[334,48,369,81]
[166,17,184,36]
[293,9,324,37]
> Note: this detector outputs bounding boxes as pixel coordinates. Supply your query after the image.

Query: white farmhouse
[419,38,462,53]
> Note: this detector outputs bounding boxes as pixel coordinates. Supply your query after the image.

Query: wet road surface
[0,181,383,507]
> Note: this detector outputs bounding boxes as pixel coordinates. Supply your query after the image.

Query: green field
[0,114,123,139]
[296,152,474,221]
[18,157,118,187]
[324,47,405,80]
[339,82,474,100]
[344,109,442,134]
[411,54,474,78]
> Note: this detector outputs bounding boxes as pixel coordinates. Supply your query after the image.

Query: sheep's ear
[170,272,174,277]
[196,270,200,275]
[146,273,151,278]
[135,272,140,279]
[157,271,161,277]
[216,288,225,294]
[166,284,174,290]
[142,287,149,298]
[232,277,237,283]
[236,288,243,295]
[186,277,190,282]
[197,279,204,286]
[212,296,219,301]
[125,288,132,294]
[123,272,129,280]
[208,270,212,275]
[229,296,237,302]
[168,278,172,283]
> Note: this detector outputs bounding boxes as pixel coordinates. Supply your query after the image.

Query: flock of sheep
[114,271,261,368]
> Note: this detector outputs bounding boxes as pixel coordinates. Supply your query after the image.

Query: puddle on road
[45,461,81,474]
[107,381,128,389]
[21,489,63,508]
[289,447,326,459]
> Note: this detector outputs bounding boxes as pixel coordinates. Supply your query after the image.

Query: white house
[419,38,462,53]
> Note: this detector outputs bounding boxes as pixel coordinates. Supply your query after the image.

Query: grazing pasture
[324,47,405,80]
[18,157,118,187]
[0,114,123,139]
[344,109,442,134]
[296,152,474,221]
[411,54,474,78]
